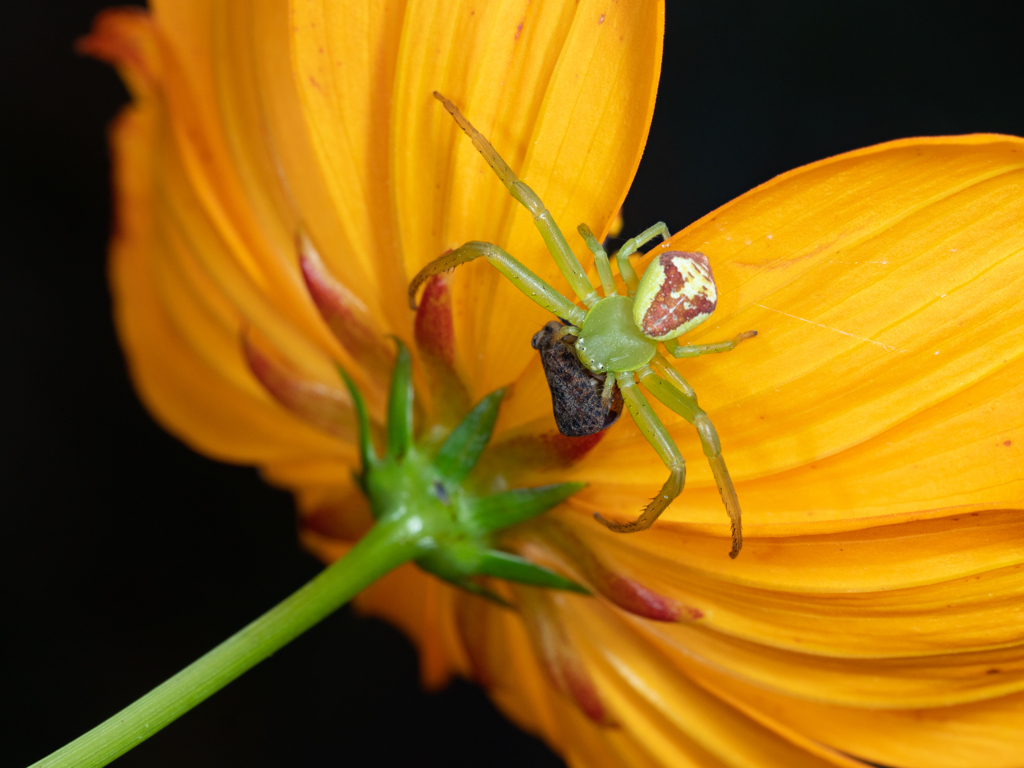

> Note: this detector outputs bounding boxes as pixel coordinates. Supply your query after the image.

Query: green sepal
[385,338,414,460]
[475,549,589,594]
[415,541,480,584]
[336,363,378,472]
[350,469,367,497]
[433,387,506,483]
[453,580,516,609]
[465,482,586,535]
[416,543,586,599]
[340,358,589,601]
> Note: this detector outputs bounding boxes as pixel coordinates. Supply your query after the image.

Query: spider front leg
[667,330,758,358]
[577,223,617,298]
[614,222,671,295]
[434,93,600,308]
[594,372,687,535]
[636,364,743,558]
[408,241,585,326]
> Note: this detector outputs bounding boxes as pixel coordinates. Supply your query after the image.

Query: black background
[4,3,1024,767]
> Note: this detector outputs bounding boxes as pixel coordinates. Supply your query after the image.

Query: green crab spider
[409,93,756,558]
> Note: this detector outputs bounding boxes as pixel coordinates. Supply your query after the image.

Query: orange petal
[112,211,346,464]
[150,2,348,365]
[95,2,666,478]
[641,614,1024,709]
[288,0,412,334]
[570,510,1024,657]
[690,662,1024,768]
[567,598,870,767]
[531,136,1024,541]
[76,8,159,97]
[391,1,664,396]
[94,14,345,466]
[517,587,613,725]
[571,507,1024,593]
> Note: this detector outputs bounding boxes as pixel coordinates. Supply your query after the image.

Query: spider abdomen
[633,251,717,341]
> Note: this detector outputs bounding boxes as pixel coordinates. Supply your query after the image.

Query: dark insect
[532,321,623,437]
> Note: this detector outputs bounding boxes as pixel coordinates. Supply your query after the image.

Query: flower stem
[29,517,421,768]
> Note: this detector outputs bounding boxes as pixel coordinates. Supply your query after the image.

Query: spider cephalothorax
[409,94,755,558]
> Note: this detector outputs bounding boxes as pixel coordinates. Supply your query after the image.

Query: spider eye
[633,251,717,341]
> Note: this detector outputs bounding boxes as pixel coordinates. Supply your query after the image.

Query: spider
[410,93,756,558]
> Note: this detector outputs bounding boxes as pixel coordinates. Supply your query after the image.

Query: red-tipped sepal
[241,332,355,441]
[517,586,614,725]
[414,272,471,425]
[297,229,393,384]
[522,520,703,622]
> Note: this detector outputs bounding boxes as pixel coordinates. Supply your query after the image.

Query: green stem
[30,517,421,768]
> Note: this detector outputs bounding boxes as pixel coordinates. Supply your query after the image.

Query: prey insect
[532,320,624,438]
[409,93,756,558]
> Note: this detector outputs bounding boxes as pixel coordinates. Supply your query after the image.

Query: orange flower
[81,3,1024,767]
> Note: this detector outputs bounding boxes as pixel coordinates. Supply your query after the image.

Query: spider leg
[652,351,698,402]
[577,224,617,297]
[613,222,671,295]
[599,373,617,413]
[636,364,742,558]
[553,324,581,341]
[434,93,599,307]
[594,372,687,534]
[408,241,585,326]
[667,330,758,358]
